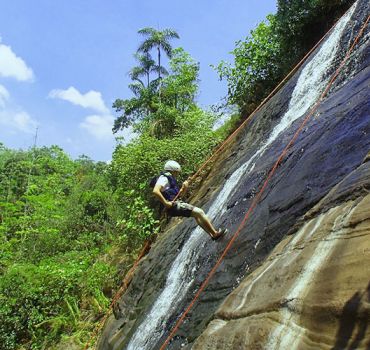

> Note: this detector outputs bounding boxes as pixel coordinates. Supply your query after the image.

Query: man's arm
[153,184,173,208]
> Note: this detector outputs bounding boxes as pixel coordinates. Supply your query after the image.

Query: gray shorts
[167,201,194,217]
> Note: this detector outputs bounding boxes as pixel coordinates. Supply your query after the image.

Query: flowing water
[126,4,355,349]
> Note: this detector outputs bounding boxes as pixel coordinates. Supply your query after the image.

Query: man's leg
[191,207,218,237]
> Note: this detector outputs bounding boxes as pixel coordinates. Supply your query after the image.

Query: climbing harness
[159,12,370,350]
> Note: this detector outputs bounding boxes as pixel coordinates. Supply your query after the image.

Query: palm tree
[129,53,168,88]
[137,27,180,80]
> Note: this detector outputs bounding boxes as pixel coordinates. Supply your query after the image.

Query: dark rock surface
[97,1,370,349]
[192,161,370,350]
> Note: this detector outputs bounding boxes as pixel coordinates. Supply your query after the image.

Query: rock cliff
[97,1,370,349]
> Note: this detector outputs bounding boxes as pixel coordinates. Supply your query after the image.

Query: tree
[215,15,281,114]
[137,27,180,80]
[129,53,168,88]
[112,80,159,132]
[113,48,202,138]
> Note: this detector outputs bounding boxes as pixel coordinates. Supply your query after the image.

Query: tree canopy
[214,0,356,116]
[113,47,202,138]
[137,27,180,80]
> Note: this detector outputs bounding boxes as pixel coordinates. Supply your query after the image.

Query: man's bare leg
[191,207,218,238]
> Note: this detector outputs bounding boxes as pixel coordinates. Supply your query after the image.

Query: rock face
[193,161,370,350]
[97,1,370,349]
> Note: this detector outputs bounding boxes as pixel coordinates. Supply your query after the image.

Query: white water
[126,5,355,349]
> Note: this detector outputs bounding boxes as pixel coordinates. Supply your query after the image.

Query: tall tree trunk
[158,45,161,103]
[158,46,161,80]
[146,52,150,88]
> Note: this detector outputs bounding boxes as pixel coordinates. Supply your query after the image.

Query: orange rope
[160,12,370,350]
[172,7,348,203]
[83,239,151,350]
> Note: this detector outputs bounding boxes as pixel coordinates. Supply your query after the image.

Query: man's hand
[179,180,189,195]
[164,200,173,209]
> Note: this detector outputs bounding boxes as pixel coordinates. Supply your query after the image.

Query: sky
[0,0,277,161]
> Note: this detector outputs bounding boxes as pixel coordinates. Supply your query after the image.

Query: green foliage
[111,107,218,197]
[215,15,281,114]
[0,145,123,349]
[214,1,355,115]
[116,189,159,250]
[137,27,180,79]
[113,47,201,137]
[129,52,168,87]
[160,48,199,111]
[0,252,115,349]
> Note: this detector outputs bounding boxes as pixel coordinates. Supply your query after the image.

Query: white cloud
[13,111,38,132]
[49,86,131,143]
[80,114,114,140]
[0,109,38,133]
[0,43,34,81]
[49,86,109,114]
[0,82,38,133]
[0,84,10,107]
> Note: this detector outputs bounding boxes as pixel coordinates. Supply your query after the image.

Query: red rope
[172,7,347,203]
[160,12,370,350]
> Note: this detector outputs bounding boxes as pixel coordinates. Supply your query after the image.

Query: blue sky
[0,0,276,161]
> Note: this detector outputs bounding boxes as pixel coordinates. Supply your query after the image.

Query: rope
[160,12,370,350]
[83,239,152,350]
[172,7,347,203]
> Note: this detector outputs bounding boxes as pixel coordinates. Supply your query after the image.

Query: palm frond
[138,39,157,53]
[163,29,180,40]
[129,82,145,96]
[149,78,161,91]
[128,66,145,80]
[152,65,168,77]
[135,54,156,73]
[137,27,156,36]
[161,41,173,57]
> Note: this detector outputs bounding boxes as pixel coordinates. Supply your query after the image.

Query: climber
[152,160,227,240]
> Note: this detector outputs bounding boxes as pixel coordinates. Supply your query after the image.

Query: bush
[111,108,220,196]
[0,251,116,350]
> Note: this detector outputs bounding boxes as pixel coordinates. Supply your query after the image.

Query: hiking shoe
[212,228,228,241]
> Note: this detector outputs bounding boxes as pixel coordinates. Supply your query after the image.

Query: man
[152,160,227,240]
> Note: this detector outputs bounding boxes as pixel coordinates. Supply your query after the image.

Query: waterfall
[126,4,355,349]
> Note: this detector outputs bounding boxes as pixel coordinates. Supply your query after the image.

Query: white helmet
[164,160,181,172]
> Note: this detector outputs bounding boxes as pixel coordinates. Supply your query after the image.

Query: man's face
[172,171,180,177]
